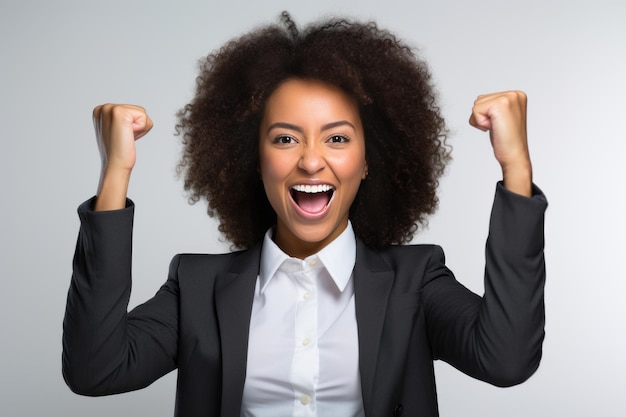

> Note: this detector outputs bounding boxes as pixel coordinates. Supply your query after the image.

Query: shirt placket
[291,257,319,417]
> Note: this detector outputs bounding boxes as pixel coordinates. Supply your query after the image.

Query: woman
[63,13,547,417]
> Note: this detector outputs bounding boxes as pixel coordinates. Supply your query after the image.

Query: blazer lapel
[353,240,394,413]
[214,243,262,417]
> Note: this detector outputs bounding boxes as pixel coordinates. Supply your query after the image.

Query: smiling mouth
[290,184,335,214]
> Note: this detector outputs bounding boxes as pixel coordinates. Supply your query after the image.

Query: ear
[361,161,369,180]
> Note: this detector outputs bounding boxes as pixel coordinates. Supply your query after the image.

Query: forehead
[262,78,361,125]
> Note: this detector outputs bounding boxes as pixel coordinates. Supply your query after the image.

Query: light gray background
[1,0,624,416]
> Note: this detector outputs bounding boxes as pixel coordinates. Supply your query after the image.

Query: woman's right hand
[92,104,153,211]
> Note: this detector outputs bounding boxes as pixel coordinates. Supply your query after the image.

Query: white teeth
[292,184,334,193]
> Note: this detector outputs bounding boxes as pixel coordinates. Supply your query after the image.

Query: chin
[293,219,344,244]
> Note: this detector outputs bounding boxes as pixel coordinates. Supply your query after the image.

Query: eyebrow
[266,120,356,134]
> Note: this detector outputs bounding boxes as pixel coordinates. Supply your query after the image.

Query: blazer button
[393,404,403,417]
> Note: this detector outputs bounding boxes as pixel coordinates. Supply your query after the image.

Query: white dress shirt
[241,223,365,417]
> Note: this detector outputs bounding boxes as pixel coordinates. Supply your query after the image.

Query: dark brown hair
[177,12,450,249]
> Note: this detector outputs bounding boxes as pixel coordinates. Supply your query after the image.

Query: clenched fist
[469,91,532,197]
[92,104,153,211]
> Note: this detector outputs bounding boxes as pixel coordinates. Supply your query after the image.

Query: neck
[272,220,349,259]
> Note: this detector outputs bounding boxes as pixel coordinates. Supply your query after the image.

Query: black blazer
[63,183,547,417]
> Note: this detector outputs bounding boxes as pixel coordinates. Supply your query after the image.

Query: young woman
[63,13,547,417]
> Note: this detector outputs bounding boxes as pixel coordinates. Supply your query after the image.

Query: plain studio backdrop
[1,0,624,416]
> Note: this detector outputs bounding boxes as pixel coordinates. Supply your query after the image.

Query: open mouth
[290,184,335,214]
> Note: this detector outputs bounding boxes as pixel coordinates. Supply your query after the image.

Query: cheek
[336,154,367,182]
[259,151,290,191]
[259,155,279,183]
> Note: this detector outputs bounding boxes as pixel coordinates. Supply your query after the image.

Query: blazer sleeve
[62,197,180,396]
[422,182,548,387]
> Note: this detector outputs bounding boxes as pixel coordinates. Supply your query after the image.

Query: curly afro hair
[176,12,450,249]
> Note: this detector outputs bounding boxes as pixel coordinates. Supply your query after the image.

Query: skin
[91,88,532,256]
[258,79,368,259]
[469,90,532,197]
[92,103,152,211]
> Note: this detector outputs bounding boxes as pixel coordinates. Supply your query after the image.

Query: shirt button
[300,394,311,405]
[303,292,312,300]
[308,259,317,267]
[302,338,311,346]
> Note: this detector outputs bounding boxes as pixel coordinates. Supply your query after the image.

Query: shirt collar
[259,222,357,293]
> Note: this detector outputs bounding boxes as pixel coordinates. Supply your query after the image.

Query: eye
[327,135,349,144]
[273,135,297,144]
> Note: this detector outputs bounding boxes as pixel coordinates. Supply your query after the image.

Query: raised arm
[423,91,546,386]
[63,105,179,396]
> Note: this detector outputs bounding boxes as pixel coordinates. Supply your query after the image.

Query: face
[259,78,368,259]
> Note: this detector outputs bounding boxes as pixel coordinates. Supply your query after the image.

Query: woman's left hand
[469,91,532,197]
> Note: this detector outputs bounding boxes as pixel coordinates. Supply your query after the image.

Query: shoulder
[359,241,445,268]
[356,240,448,283]
[169,250,248,274]
[168,243,263,280]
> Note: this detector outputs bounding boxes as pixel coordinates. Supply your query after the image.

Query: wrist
[95,167,132,211]
[502,160,533,197]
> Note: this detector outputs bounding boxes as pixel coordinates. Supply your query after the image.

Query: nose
[298,143,325,174]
